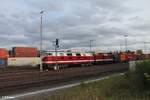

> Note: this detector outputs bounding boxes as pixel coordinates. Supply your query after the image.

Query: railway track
[0,63,129,96]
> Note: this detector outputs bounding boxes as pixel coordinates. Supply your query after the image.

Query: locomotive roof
[43,51,94,56]
[44,50,112,54]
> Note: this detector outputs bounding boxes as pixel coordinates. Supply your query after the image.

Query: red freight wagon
[127,53,137,61]
[102,53,113,62]
[95,53,113,62]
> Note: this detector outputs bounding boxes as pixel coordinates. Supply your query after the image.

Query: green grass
[46,60,150,100]
[27,61,150,100]
[46,74,150,100]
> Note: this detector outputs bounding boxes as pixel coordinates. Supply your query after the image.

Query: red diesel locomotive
[42,51,113,69]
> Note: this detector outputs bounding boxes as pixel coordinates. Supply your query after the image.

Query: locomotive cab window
[76,53,81,56]
[67,53,72,56]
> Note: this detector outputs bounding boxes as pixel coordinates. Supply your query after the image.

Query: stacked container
[120,53,127,62]
[0,48,8,67]
[12,47,38,57]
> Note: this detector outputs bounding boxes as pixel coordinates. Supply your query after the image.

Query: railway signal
[54,38,59,70]
[56,38,59,48]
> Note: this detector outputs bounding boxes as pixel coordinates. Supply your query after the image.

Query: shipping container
[7,57,41,67]
[0,48,8,59]
[120,53,127,62]
[0,59,6,68]
[12,47,38,57]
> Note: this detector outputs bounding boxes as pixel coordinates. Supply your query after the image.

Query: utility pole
[119,40,122,51]
[40,11,44,72]
[52,41,55,51]
[143,42,150,54]
[124,35,128,52]
[144,42,146,54]
[90,40,93,52]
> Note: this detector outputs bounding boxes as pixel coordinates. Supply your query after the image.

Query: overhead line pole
[144,42,146,54]
[90,40,93,52]
[143,42,150,54]
[119,41,122,51]
[40,11,44,72]
[124,35,128,52]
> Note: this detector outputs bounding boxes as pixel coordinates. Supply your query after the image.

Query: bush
[123,60,150,96]
[93,60,150,98]
[135,61,150,90]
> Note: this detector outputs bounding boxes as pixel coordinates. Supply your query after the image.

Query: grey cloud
[0,0,149,52]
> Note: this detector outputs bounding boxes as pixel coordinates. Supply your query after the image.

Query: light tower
[90,40,93,52]
[124,35,128,52]
[40,11,44,71]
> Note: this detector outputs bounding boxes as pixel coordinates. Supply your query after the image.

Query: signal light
[56,38,59,48]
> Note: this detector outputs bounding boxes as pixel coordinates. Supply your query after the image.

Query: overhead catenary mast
[143,42,150,54]
[89,40,93,52]
[124,35,128,52]
[40,10,44,72]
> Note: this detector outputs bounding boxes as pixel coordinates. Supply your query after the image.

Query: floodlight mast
[40,11,44,72]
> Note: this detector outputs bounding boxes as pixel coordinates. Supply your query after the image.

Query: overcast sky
[0,0,150,52]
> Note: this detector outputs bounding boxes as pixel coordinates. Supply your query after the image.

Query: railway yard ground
[0,63,129,100]
[22,73,149,100]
